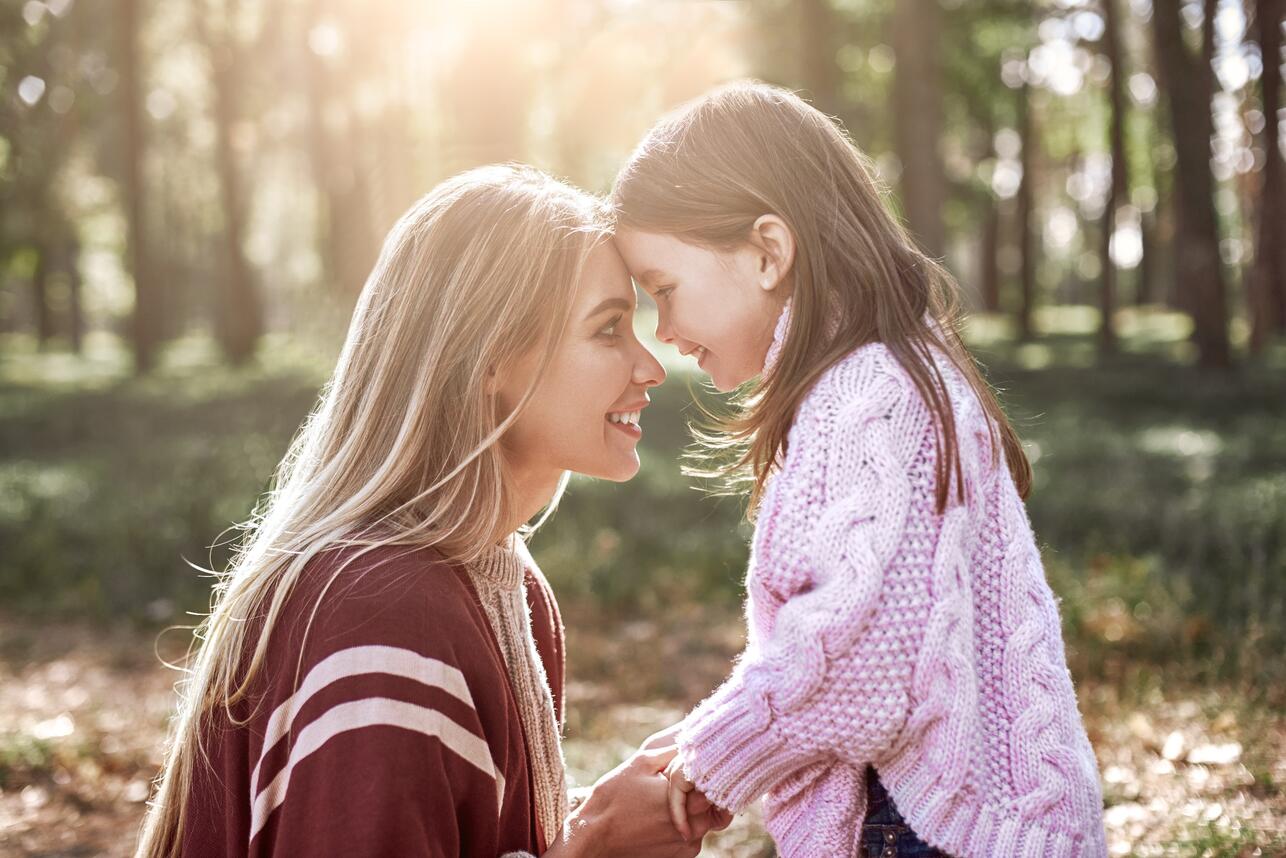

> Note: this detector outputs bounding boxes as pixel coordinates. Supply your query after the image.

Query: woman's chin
[597,452,641,483]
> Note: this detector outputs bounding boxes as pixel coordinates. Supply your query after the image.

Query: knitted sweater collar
[762,297,793,377]
[466,534,529,591]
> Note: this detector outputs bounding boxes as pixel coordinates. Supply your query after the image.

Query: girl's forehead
[615,229,703,270]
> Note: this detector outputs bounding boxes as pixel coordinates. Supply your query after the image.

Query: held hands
[642,725,736,841]
[552,744,694,858]
[549,726,730,858]
[662,752,735,842]
[548,724,735,858]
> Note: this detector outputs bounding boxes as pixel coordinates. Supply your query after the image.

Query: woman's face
[613,228,784,392]
[497,241,666,488]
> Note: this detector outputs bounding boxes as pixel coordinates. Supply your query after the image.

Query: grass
[1,609,1282,856]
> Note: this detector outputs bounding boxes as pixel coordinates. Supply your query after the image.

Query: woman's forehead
[575,242,637,309]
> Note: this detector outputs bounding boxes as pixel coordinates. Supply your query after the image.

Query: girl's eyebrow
[582,297,632,320]
[635,269,667,288]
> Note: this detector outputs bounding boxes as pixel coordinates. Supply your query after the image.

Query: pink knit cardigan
[677,308,1107,858]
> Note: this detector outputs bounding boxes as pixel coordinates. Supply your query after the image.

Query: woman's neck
[496,463,564,542]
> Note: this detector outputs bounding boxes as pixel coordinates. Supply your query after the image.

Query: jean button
[882,847,897,858]
[884,830,897,844]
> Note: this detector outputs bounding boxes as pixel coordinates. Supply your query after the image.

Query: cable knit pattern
[676,313,1107,858]
[467,536,568,851]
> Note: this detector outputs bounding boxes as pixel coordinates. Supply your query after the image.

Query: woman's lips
[606,403,646,439]
[607,418,642,438]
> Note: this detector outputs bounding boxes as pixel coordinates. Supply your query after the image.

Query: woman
[136,165,721,857]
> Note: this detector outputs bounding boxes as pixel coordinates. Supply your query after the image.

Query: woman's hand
[544,745,703,858]
[639,722,682,751]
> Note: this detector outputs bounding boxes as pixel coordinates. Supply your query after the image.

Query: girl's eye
[655,286,675,301]
[597,315,623,340]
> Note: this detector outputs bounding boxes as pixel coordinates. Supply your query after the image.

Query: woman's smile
[606,400,648,439]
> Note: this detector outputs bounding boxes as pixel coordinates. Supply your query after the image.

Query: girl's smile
[614,226,791,392]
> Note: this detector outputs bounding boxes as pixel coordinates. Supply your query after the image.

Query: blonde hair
[612,81,1031,515]
[136,164,608,856]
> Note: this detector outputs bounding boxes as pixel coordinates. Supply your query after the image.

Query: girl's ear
[749,214,796,292]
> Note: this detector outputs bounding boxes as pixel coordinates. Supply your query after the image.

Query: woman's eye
[598,316,623,340]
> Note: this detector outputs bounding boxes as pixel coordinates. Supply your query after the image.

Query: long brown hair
[136,165,608,856]
[611,81,1030,514]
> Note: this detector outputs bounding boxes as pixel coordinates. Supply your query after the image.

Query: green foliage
[0,733,55,790]
[1162,818,1285,858]
[0,334,326,616]
[1,316,1283,688]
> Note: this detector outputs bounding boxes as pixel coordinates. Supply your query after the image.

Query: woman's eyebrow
[582,297,632,320]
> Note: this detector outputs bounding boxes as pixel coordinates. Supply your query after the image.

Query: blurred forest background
[1,0,1284,855]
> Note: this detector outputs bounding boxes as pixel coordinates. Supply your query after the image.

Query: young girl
[613,83,1107,858]
[135,165,718,858]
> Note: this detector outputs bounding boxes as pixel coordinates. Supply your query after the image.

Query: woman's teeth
[607,411,640,426]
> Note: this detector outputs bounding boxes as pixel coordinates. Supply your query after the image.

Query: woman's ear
[484,364,502,397]
[749,214,796,292]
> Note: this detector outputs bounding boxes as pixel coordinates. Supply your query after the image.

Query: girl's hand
[664,754,736,841]
[686,789,735,835]
[663,754,698,839]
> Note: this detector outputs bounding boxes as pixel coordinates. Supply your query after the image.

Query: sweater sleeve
[247,647,511,857]
[677,360,932,813]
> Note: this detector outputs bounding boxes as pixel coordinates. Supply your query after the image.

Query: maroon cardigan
[179,544,565,857]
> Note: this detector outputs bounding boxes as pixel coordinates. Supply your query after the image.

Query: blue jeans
[860,765,951,858]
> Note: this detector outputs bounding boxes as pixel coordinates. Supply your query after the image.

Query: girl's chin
[708,370,746,393]
[704,357,746,393]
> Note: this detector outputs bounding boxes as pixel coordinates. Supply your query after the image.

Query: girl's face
[496,242,666,488]
[613,228,787,392]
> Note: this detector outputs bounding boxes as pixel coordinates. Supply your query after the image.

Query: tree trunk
[65,231,83,353]
[196,0,263,365]
[1138,203,1156,305]
[1016,80,1037,341]
[980,200,1002,312]
[1249,0,1285,352]
[32,241,53,348]
[119,0,161,373]
[1151,0,1231,367]
[798,0,840,117]
[1098,0,1127,354]
[302,1,379,298]
[892,0,946,259]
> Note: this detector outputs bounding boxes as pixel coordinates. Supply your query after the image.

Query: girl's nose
[655,309,677,345]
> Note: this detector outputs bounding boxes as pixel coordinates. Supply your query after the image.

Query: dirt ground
[1,608,1282,857]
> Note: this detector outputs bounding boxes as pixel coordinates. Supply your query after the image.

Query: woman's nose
[633,341,666,388]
